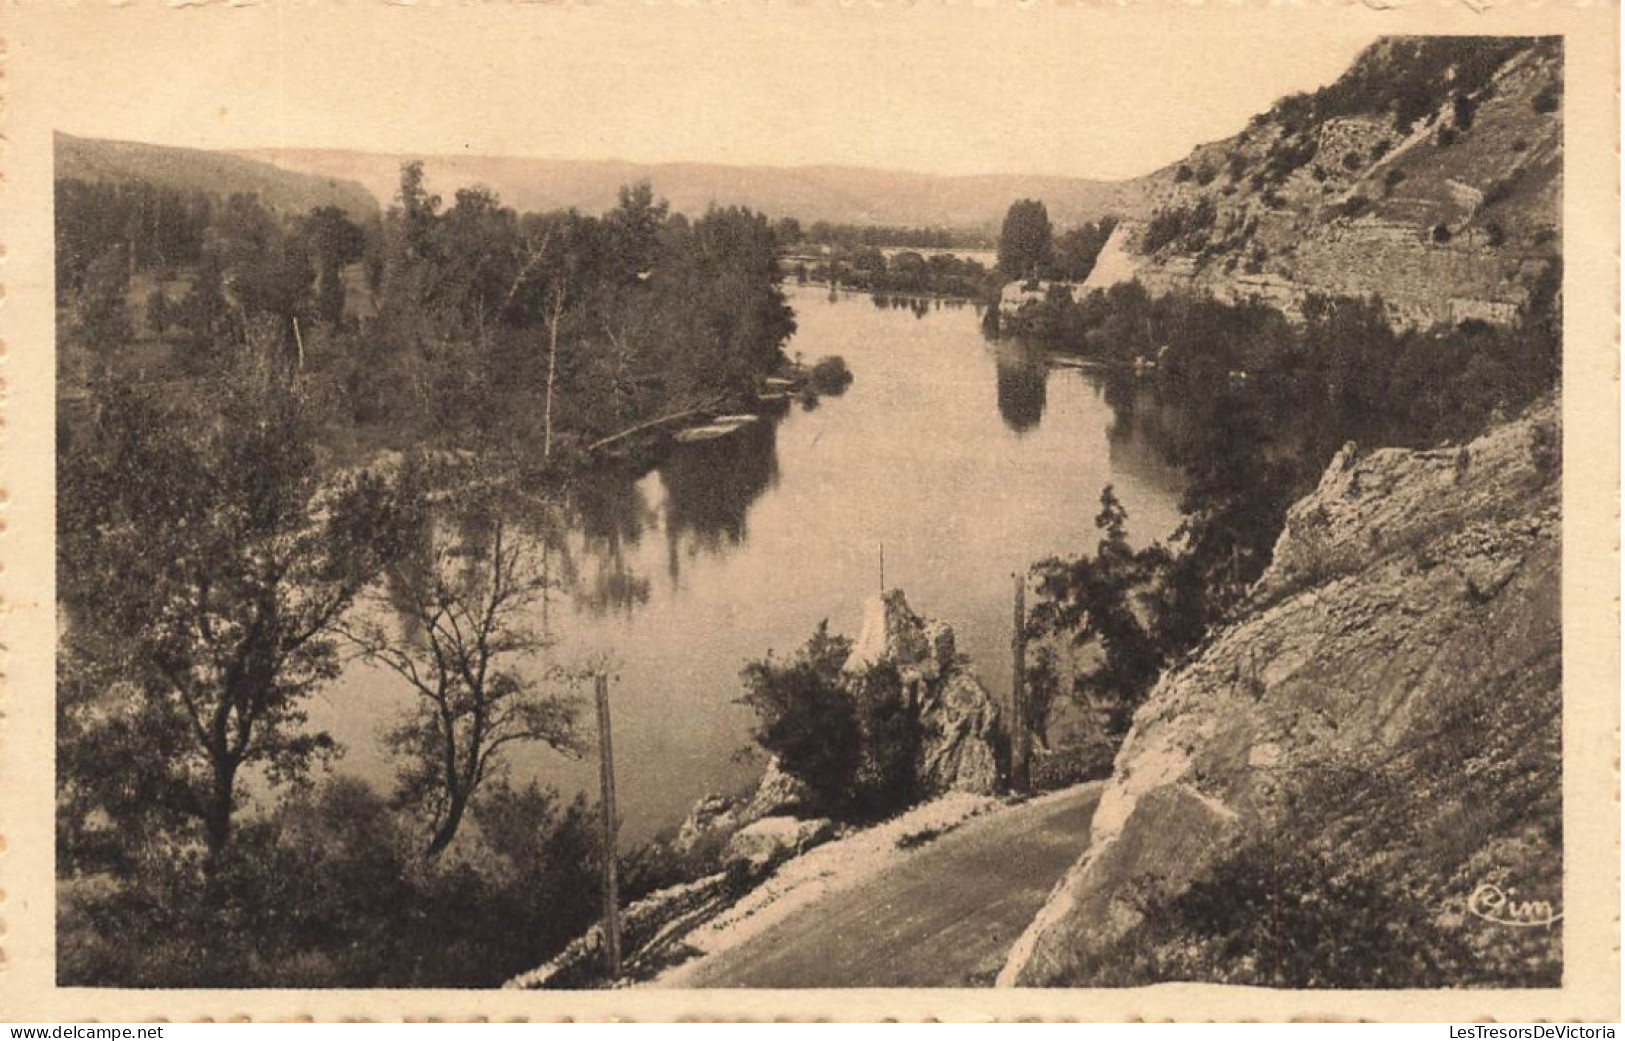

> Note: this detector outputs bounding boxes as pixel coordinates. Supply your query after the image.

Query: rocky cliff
[1002,398,1562,988]
[1089,37,1562,329]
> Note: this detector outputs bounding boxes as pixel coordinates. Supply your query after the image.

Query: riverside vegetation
[55,162,809,986]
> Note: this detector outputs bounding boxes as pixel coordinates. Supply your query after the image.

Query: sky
[25,5,1377,181]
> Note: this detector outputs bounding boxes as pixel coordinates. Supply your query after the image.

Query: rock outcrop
[845,590,1006,795]
[1002,399,1562,987]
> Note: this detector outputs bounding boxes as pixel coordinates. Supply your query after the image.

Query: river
[312,285,1188,845]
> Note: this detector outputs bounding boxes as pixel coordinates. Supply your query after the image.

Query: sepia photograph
[1,1,1616,1021]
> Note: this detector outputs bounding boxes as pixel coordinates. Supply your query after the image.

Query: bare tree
[345,477,582,856]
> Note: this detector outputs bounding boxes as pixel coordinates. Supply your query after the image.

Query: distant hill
[1086,36,1562,328]
[231,148,1149,233]
[56,133,379,221]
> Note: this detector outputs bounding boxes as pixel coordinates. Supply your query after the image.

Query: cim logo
[1467,883,1563,928]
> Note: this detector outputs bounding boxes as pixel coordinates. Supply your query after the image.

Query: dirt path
[663,783,1102,988]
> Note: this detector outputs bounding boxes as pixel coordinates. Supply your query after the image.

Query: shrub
[809,355,853,395]
[1174,164,1194,184]
[1432,223,1453,244]
[1383,168,1408,195]
[1531,83,1561,114]
[1485,222,1507,248]
[58,777,604,988]
[848,662,923,818]
[1339,195,1373,220]
[1341,151,1363,171]
[1030,740,1118,792]
[1452,91,1477,131]
[1529,417,1562,481]
[1436,126,1459,147]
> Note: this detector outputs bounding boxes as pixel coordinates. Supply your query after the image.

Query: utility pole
[594,672,622,979]
[1011,573,1031,794]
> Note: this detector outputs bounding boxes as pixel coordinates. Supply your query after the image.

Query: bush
[58,777,603,988]
[808,355,854,395]
[1030,740,1118,792]
[1436,126,1459,147]
[739,623,860,810]
[1432,223,1453,244]
[1485,222,1507,248]
[1340,195,1373,220]
[1383,168,1408,196]
[1531,83,1561,114]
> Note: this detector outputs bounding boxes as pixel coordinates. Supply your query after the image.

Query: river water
[313,285,1188,845]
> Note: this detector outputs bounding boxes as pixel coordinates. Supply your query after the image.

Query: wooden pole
[1011,573,1030,794]
[594,673,622,978]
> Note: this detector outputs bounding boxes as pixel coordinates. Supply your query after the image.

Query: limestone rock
[724,816,836,870]
[743,756,813,820]
[845,589,1007,795]
[673,755,813,857]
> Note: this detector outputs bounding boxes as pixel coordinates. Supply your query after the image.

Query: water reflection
[659,418,782,583]
[994,340,1050,434]
[869,293,955,319]
[326,285,1193,846]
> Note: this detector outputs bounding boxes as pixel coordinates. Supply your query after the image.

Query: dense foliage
[784,219,992,252]
[56,163,800,986]
[997,199,1054,279]
[59,777,604,987]
[738,625,926,820]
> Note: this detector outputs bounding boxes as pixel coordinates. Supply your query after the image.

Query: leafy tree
[604,180,669,284]
[1029,487,1172,735]
[58,352,408,861]
[739,622,860,809]
[344,470,582,856]
[1053,219,1118,282]
[300,205,367,326]
[997,199,1054,279]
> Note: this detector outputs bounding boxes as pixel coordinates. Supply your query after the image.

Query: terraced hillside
[1093,37,1562,328]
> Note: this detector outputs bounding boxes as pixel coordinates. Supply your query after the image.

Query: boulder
[672,756,814,857]
[724,816,836,870]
